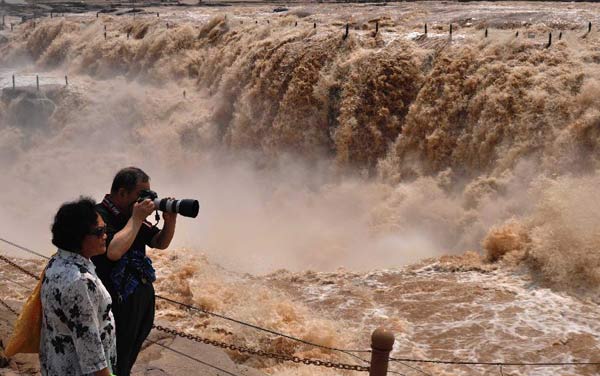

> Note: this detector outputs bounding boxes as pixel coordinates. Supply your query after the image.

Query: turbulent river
[1,1,600,375]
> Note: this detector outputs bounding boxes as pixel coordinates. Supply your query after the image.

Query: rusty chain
[153,324,370,372]
[0,299,19,316]
[0,248,370,372]
[0,254,40,280]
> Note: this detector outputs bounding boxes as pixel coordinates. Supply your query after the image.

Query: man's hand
[162,198,178,224]
[150,198,177,250]
[132,199,155,222]
[163,211,178,223]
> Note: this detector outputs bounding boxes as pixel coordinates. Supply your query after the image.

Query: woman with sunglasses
[40,197,117,376]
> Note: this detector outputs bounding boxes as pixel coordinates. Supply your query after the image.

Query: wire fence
[390,356,600,367]
[0,238,372,365]
[1,236,600,375]
[155,294,372,354]
[0,241,371,373]
[2,11,596,51]
[0,74,71,91]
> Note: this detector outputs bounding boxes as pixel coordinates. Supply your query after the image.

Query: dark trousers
[112,283,155,376]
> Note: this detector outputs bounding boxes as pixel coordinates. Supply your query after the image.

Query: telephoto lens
[153,198,199,218]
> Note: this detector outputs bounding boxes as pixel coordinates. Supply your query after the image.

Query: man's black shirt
[92,196,160,302]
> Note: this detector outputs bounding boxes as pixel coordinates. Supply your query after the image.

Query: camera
[138,189,199,218]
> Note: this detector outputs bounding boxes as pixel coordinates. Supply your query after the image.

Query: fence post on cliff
[424,23,427,35]
[36,75,39,91]
[12,75,15,90]
[369,328,395,376]
[65,75,68,86]
[313,22,316,29]
[589,21,592,33]
[485,28,488,38]
[559,31,563,40]
[343,23,349,40]
[546,32,552,48]
[449,23,453,38]
[374,21,379,37]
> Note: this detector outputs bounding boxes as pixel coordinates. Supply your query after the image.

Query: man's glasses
[89,226,107,237]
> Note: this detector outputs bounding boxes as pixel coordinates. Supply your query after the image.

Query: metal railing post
[369,328,395,376]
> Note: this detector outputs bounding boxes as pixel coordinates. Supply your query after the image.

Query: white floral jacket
[40,249,117,375]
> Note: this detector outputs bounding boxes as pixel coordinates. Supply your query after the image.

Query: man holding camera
[92,167,177,376]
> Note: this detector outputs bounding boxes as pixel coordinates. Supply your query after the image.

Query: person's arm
[149,211,177,250]
[106,199,155,261]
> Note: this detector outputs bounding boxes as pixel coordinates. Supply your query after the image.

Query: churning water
[1,2,600,374]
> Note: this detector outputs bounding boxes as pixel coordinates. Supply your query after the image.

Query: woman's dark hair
[110,167,149,194]
[51,197,98,253]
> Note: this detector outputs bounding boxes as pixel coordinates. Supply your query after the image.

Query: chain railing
[153,324,370,372]
[0,238,372,360]
[155,294,372,356]
[3,237,600,376]
[0,253,41,280]
[0,249,372,373]
[390,356,600,367]
[0,299,18,316]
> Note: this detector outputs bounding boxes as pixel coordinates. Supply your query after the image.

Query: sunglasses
[89,225,107,237]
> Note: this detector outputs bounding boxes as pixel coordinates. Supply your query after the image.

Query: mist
[1,10,600,284]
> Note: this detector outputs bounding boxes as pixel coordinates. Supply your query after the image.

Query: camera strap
[102,195,121,217]
[152,210,160,228]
